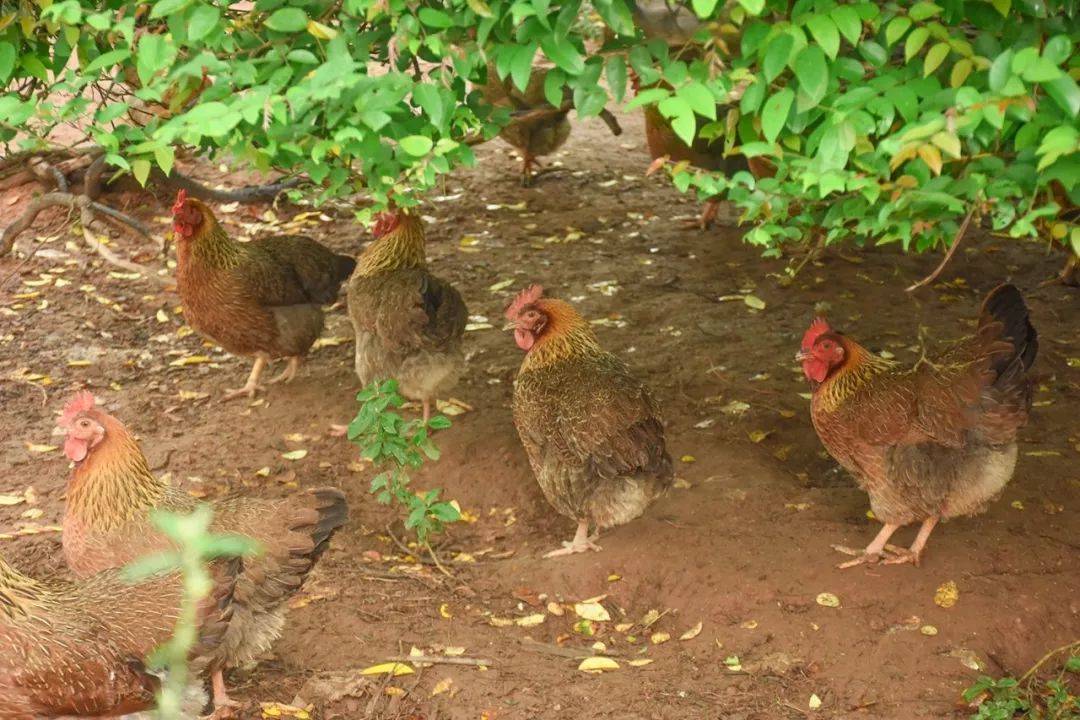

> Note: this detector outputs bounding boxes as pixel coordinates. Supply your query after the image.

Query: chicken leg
[222,356,267,402]
[544,519,602,558]
[832,522,904,569]
[267,356,301,385]
[202,669,241,719]
[881,516,939,567]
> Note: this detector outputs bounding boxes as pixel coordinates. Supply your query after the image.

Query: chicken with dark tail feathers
[344,209,468,427]
[172,190,356,401]
[0,551,238,720]
[57,390,349,719]
[799,284,1038,568]
[504,285,674,557]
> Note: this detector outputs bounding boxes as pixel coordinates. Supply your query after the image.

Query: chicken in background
[58,390,349,719]
[504,285,674,557]
[345,209,468,424]
[799,284,1038,568]
[171,190,356,401]
[0,552,237,720]
[471,61,623,186]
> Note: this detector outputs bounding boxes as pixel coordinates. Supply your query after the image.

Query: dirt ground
[2,106,1079,720]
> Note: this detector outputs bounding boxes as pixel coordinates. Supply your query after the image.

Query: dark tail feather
[980,284,1038,381]
[306,487,349,560]
[335,254,357,283]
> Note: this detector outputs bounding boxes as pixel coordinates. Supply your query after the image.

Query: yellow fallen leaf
[25,443,57,453]
[743,294,766,310]
[22,508,43,519]
[465,322,494,331]
[489,279,514,292]
[156,309,169,323]
[516,613,546,627]
[432,678,454,696]
[866,509,876,519]
[779,409,796,418]
[359,662,414,677]
[680,454,696,463]
[0,495,26,506]
[312,336,349,349]
[169,355,212,367]
[1024,450,1061,457]
[651,631,670,644]
[614,622,633,632]
[281,449,308,461]
[443,647,466,656]
[384,687,405,696]
[816,593,841,608]
[66,359,93,367]
[748,430,771,443]
[785,503,810,511]
[578,656,619,673]
[628,658,654,667]
[547,601,564,616]
[574,602,611,622]
[1010,500,1024,510]
[809,693,822,710]
[740,620,758,630]
[607,573,621,582]
[920,625,938,636]
[439,603,452,619]
[680,621,703,641]
[489,616,514,627]
[724,655,743,671]
[933,580,959,609]
[254,467,271,477]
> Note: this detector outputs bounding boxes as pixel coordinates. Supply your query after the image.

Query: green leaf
[149,0,192,19]
[0,42,15,83]
[287,49,319,64]
[740,80,766,114]
[793,45,828,106]
[988,49,1013,93]
[400,135,434,156]
[692,0,720,16]
[154,146,175,177]
[136,33,173,86]
[510,43,538,92]
[418,7,454,28]
[762,32,794,82]
[605,56,627,104]
[885,16,911,46]
[737,0,765,14]
[541,37,585,75]
[908,2,943,21]
[678,81,716,120]
[1020,57,1062,84]
[904,27,929,63]
[21,54,50,82]
[188,5,220,40]
[413,83,445,128]
[761,89,794,143]
[1043,36,1072,66]
[1071,229,1080,258]
[265,8,309,33]
[1044,75,1080,118]
[923,43,949,77]
[84,48,131,74]
[467,0,494,18]
[805,15,840,60]
[950,58,973,88]
[829,6,862,45]
[658,96,696,146]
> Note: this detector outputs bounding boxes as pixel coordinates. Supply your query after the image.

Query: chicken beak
[502,320,518,331]
[795,350,810,362]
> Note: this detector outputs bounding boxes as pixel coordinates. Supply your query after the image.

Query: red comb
[801,317,831,351]
[372,210,400,239]
[505,284,544,320]
[171,189,187,215]
[60,390,96,428]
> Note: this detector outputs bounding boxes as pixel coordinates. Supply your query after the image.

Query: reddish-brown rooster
[0,552,237,719]
[58,390,349,718]
[172,190,356,400]
[504,285,674,557]
[346,209,468,422]
[800,284,1038,568]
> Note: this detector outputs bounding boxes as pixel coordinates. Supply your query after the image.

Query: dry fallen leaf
[816,593,841,608]
[516,613,546,627]
[650,631,670,645]
[680,622,703,641]
[740,620,758,630]
[254,466,271,477]
[574,602,611,622]
[809,693,822,710]
[0,495,26,506]
[920,625,938,636]
[439,603,452,619]
[578,656,619,673]
[933,580,959,609]
[431,678,454,696]
[359,663,414,677]
[281,449,308,461]
[628,658,654,667]
[743,294,766,310]
[25,443,58,454]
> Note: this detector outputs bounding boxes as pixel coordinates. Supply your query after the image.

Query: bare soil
[2,107,1078,720]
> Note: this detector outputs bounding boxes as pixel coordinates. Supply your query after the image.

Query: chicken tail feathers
[305,487,349,562]
[979,283,1038,384]
[334,253,357,283]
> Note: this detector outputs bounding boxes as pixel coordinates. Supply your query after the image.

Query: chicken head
[503,284,547,351]
[59,390,106,462]
[799,318,845,384]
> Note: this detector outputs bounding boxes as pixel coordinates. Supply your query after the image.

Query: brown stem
[153,168,304,203]
[905,206,976,293]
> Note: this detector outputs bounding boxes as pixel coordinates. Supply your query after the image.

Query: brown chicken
[172,190,356,400]
[0,552,237,720]
[474,62,622,186]
[58,390,349,718]
[504,285,674,557]
[346,210,468,422]
[799,284,1038,568]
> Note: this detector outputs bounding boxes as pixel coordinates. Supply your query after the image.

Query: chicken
[503,285,674,557]
[0,552,237,720]
[58,390,349,718]
[346,209,468,422]
[171,190,356,401]
[473,62,622,186]
[799,284,1038,568]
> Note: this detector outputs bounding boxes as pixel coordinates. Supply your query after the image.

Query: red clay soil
[1,107,1078,720]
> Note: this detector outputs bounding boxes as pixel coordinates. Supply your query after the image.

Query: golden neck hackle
[66,417,168,531]
[357,214,428,276]
[817,337,896,412]
[188,202,243,269]
[521,300,604,372]
[0,556,43,619]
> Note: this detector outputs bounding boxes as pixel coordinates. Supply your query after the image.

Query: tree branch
[154,168,304,203]
[906,206,976,293]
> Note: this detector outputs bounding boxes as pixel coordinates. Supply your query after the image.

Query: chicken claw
[267,356,301,385]
[222,356,267,402]
[544,520,601,558]
[202,670,242,720]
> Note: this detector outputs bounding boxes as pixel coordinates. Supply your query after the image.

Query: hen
[346,210,468,422]
[0,552,237,720]
[800,284,1038,568]
[504,285,674,557]
[58,390,349,718]
[172,190,356,400]
[474,62,622,186]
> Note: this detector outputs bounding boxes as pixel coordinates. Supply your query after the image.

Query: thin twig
[1018,639,1080,685]
[906,206,976,292]
[382,655,493,667]
[155,169,304,203]
[519,640,624,660]
[424,541,453,578]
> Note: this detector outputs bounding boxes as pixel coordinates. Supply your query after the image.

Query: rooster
[799,284,1038,568]
[0,552,237,719]
[503,285,674,557]
[346,209,468,423]
[58,390,349,718]
[172,190,356,401]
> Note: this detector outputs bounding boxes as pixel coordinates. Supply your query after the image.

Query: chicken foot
[200,670,241,720]
[222,356,267,402]
[544,519,602,558]
[267,356,301,385]
[832,517,939,568]
[880,517,939,567]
